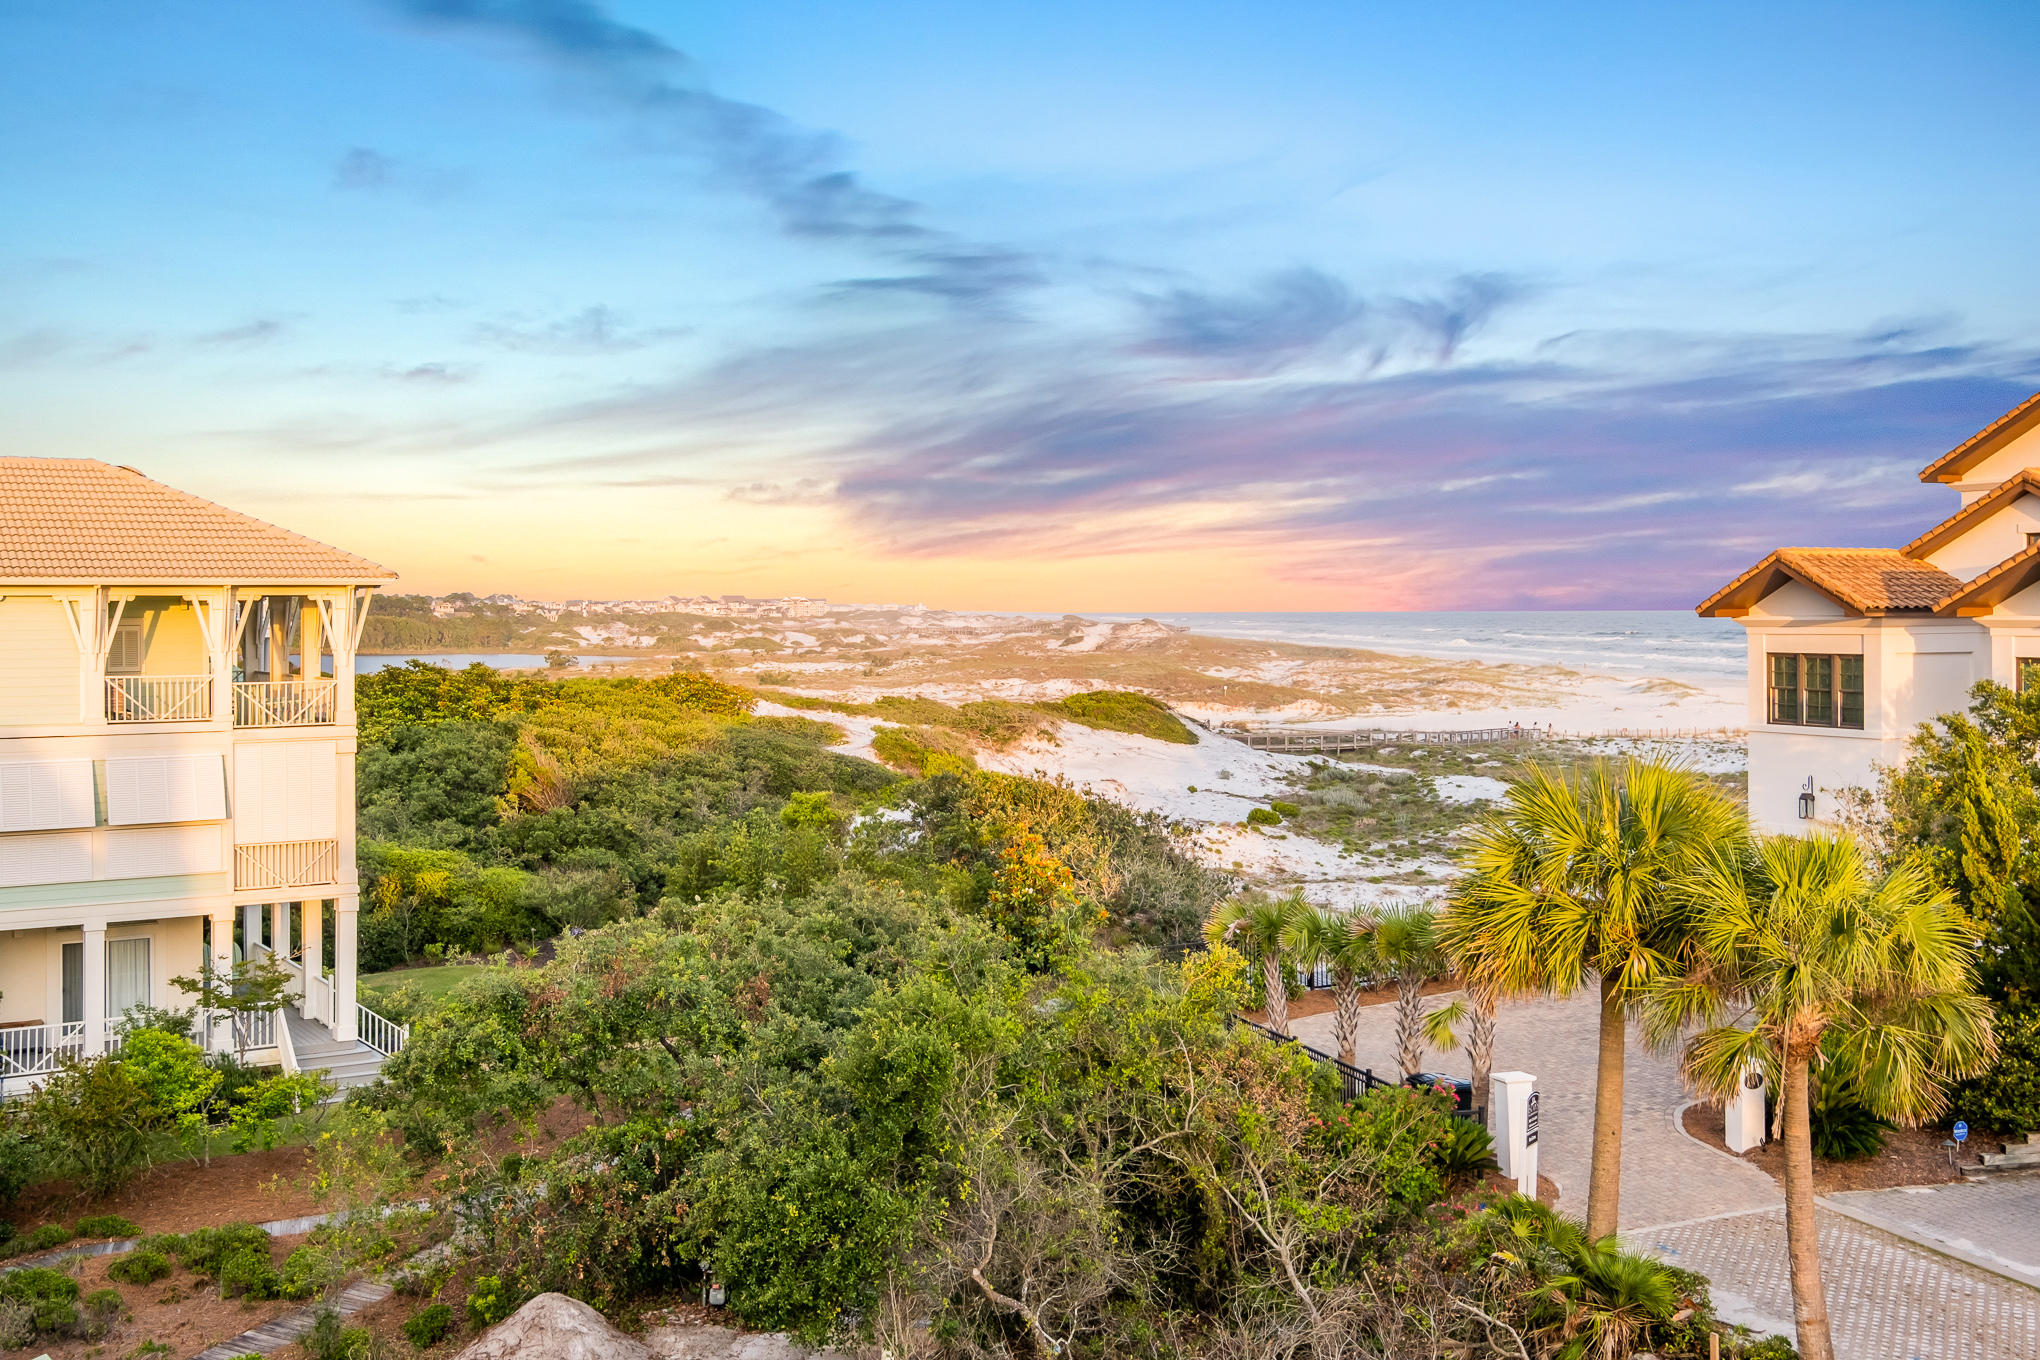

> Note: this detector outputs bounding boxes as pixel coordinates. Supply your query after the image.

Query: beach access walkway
[1289,991,2040,1359]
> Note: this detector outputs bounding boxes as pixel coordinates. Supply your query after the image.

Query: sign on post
[1491,1071,1539,1198]
[1953,1121,1969,1144]
[1525,1091,1539,1147]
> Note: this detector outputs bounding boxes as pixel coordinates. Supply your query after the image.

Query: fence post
[1491,1071,1539,1197]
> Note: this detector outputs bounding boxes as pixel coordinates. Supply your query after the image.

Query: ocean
[1087,610,1745,689]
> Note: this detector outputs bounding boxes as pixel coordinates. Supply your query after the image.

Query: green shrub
[279,1242,343,1300]
[74,1213,140,1239]
[108,1247,172,1284]
[1430,1119,1501,1181]
[1269,800,1301,818]
[305,1307,376,1360]
[164,1222,271,1278]
[1955,1002,2040,1135]
[1045,690,1194,743]
[227,1071,333,1154]
[403,1302,456,1349]
[1245,807,1280,827]
[25,1222,73,1251]
[0,1266,81,1336]
[79,1286,124,1338]
[0,1125,39,1211]
[1811,1100,1895,1161]
[19,1053,154,1198]
[117,1027,220,1131]
[466,1274,516,1328]
[219,1244,282,1299]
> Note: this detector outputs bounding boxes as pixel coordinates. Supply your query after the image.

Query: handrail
[105,674,212,723]
[234,679,338,727]
[0,1021,87,1087]
[235,839,339,891]
[275,1006,300,1075]
[355,1002,409,1058]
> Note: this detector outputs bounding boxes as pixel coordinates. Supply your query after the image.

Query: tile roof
[0,458,395,583]
[1900,469,2040,559]
[1919,390,2040,483]
[1696,547,1963,617]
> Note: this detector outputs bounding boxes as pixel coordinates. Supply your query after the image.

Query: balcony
[234,838,339,891]
[105,674,213,723]
[234,679,337,728]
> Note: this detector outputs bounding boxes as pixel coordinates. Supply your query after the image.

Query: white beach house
[1699,391,2040,831]
[0,459,397,1089]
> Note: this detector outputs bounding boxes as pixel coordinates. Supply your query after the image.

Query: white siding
[233,740,338,842]
[104,825,222,878]
[0,760,97,832]
[0,597,81,725]
[105,754,228,825]
[0,831,92,887]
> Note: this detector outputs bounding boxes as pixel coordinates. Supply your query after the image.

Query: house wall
[125,597,208,676]
[0,917,206,1026]
[1923,492,2040,579]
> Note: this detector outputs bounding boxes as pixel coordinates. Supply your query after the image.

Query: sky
[3,1,2038,611]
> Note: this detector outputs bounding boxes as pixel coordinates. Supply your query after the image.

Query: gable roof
[1696,547,1963,618]
[1919,390,2040,484]
[1900,468,2040,560]
[0,458,395,584]
[1933,541,2040,616]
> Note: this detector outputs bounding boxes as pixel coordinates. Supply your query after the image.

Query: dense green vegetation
[760,685,1195,748]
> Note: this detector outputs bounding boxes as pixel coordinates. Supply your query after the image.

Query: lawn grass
[359,962,495,1001]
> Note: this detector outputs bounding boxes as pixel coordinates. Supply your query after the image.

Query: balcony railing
[105,674,212,723]
[234,679,337,728]
[234,838,339,891]
[0,1021,86,1087]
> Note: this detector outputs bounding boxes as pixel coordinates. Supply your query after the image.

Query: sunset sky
[4,1,2037,610]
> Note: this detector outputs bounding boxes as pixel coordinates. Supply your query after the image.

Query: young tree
[1426,976,1501,1123]
[1648,833,1995,1360]
[1370,904,1451,1079]
[1451,758,1737,1240]
[1205,892,1303,1036]
[1282,904,1377,1067]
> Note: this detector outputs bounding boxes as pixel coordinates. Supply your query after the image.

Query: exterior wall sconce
[1798,776,1816,820]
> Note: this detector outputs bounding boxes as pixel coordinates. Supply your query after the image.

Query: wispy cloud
[196,317,288,346]
[473,305,685,354]
[334,147,395,190]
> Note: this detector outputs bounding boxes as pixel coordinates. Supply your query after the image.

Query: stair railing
[355,1002,409,1058]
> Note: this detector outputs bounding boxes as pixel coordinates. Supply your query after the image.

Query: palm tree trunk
[1332,970,1361,1067]
[1781,1048,1834,1360]
[1395,973,1424,1078]
[1584,972,1626,1241]
[1262,952,1290,1036]
[1468,982,1497,1125]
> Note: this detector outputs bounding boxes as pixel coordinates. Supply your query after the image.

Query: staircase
[1968,1131,2040,1177]
[283,1007,387,1091]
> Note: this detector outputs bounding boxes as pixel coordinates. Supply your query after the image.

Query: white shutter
[0,831,92,887]
[0,760,97,832]
[105,754,227,825]
[105,825,222,878]
[234,741,337,841]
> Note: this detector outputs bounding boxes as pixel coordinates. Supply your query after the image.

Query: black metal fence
[1232,1014,1479,1117]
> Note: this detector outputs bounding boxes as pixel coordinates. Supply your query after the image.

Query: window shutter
[0,760,97,832]
[104,754,227,825]
[0,831,92,887]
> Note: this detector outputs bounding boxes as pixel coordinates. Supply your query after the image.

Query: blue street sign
[1953,1121,1969,1143]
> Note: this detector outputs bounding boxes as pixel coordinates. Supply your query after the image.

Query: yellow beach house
[0,459,400,1090]
[1700,391,2040,831]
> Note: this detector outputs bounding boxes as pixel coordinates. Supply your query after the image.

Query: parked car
[1403,1071,1473,1111]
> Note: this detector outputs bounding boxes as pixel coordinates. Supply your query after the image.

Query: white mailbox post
[1725,1065,1767,1154]
[1491,1070,1539,1198]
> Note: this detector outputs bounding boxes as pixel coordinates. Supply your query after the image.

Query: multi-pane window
[1769,653,1863,728]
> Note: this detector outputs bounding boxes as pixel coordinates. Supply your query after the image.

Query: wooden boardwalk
[191,1278,393,1360]
[1216,725,1529,753]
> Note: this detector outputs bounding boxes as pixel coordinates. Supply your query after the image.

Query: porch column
[269,608,291,681]
[301,600,323,681]
[242,903,264,957]
[209,909,235,1050]
[333,894,359,1042]
[301,898,324,1022]
[269,901,294,1000]
[81,923,107,1055]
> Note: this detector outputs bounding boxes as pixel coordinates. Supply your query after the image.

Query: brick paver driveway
[1289,989,2040,1358]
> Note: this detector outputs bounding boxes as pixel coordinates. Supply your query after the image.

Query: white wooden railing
[105,674,213,722]
[234,679,338,727]
[356,1003,409,1057]
[235,839,339,891]
[302,972,333,1025]
[0,1021,86,1086]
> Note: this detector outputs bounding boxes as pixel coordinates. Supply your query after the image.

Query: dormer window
[2027,532,2040,550]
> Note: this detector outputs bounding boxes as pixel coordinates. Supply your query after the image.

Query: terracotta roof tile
[1919,390,2040,483]
[1697,547,1961,617]
[1932,542,2040,615]
[0,458,395,582]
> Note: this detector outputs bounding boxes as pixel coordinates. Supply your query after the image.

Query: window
[1769,652,1864,729]
[106,620,144,675]
[106,937,150,1017]
[2027,532,2040,550]
[2019,658,2040,694]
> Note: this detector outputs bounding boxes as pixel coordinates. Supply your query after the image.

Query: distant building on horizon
[1699,391,2040,831]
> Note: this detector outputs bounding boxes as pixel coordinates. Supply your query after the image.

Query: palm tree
[1371,903,1451,1079]
[1646,832,1995,1360]
[1427,975,1501,1124]
[1283,904,1378,1067]
[1448,758,1738,1240]
[1205,892,1304,1035]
